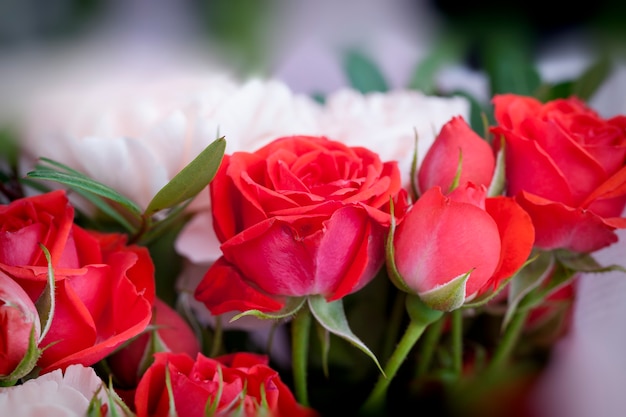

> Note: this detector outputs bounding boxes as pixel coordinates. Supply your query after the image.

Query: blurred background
[2,1,626,416]
[1,0,626,121]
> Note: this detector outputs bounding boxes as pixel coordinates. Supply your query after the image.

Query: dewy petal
[194,257,285,315]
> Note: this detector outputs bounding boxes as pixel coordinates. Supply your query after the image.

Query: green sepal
[0,325,41,385]
[145,137,226,216]
[409,128,420,201]
[87,388,105,417]
[307,295,384,376]
[103,375,135,417]
[35,244,55,344]
[447,148,463,193]
[204,365,224,417]
[503,251,555,330]
[229,297,306,322]
[384,199,412,294]
[165,365,179,417]
[487,135,506,197]
[405,294,443,327]
[418,270,471,312]
[136,324,171,381]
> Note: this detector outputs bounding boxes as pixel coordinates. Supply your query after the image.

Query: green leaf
[229,297,306,322]
[307,295,384,376]
[343,49,388,93]
[503,251,555,330]
[26,169,142,218]
[145,137,226,216]
[35,244,56,344]
[572,56,612,101]
[419,270,471,312]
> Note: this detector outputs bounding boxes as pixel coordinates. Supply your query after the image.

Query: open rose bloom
[491,94,626,252]
[195,135,406,314]
[0,190,155,373]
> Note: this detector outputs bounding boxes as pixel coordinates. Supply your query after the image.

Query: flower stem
[360,320,428,415]
[450,309,463,376]
[415,315,444,378]
[360,295,442,416]
[292,305,312,406]
[485,307,529,376]
[380,289,406,362]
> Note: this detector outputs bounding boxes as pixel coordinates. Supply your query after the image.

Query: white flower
[318,88,470,188]
[0,364,125,416]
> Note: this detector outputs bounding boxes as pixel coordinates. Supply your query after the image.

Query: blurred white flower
[19,75,321,211]
[0,364,123,416]
[319,88,470,186]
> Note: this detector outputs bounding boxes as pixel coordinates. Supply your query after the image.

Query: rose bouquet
[1,73,626,417]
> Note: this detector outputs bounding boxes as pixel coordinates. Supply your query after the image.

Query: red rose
[195,135,405,314]
[134,351,319,417]
[0,271,41,378]
[392,183,534,310]
[0,190,155,373]
[491,94,626,252]
[107,297,201,389]
[418,116,495,192]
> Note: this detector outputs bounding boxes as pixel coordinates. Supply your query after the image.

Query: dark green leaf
[35,244,56,344]
[343,49,388,93]
[145,137,226,216]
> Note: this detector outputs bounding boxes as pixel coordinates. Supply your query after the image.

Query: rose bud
[391,183,534,311]
[418,116,495,193]
[0,271,41,380]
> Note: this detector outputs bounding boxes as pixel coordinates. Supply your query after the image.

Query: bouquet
[1,72,626,417]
